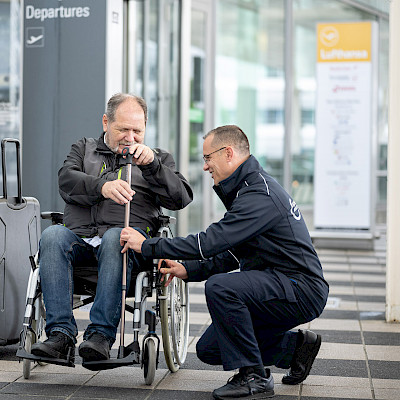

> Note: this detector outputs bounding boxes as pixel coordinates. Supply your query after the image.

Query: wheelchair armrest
[158,215,176,228]
[41,211,64,225]
[157,215,176,228]
[41,212,173,228]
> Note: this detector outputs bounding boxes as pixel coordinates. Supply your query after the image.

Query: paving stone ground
[1,245,399,399]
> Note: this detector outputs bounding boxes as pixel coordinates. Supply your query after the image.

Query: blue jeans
[39,225,150,346]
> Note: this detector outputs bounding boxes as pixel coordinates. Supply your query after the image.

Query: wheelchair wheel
[22,295,46,379]
[143,338,156,385]
[160,277,189,372]
[35,297,47,366]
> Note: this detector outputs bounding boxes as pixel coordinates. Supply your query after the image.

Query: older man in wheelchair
[17,93,192,379]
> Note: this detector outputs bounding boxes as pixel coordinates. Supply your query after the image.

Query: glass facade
[213,0,389,228]
[189,7,207,231]
[125,0,181,157]
[126,0,389,232]
[0,0,21,197]
[2,0,389,235]
[214,0,285,219]
[127,0,160,148]
[354,0,389,14]
[215,0,285,183]
[292,0,376,219]
[0,0,20,125]
[376,17,389,224]
[124,0,182,233]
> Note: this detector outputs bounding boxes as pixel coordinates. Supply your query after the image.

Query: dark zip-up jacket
[142,155,329,315]
[58,133,193,237]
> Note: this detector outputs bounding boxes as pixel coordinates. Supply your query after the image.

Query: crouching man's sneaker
[282,329,321,385]
[213,367,274,399]
[79,332,110,362]
[31,331,75,361]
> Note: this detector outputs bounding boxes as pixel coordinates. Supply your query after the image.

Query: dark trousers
[196,270,313,371]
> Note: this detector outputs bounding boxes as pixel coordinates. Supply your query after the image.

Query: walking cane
[118,146,133,359]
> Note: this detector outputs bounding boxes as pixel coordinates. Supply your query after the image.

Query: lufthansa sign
[314,21,376,230]
[25,5,90,21]
[317,22,372,63]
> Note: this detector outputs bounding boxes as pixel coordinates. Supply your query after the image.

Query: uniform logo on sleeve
[289,198,301,221]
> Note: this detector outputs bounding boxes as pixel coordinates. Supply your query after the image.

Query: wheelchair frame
[16,213,189,385]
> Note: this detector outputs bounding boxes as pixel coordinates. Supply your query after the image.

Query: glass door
[157,0,181,158]
[124,0,181,155]
[124,0,183,233]
[188,0,215,233]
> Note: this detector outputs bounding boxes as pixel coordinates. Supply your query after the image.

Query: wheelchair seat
[41,211,175,299]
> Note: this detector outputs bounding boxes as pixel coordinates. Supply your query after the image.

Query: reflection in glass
[126,0,182,233]
[292,0,375,206]
[0,0,20,139]
[212,0,388,230]
[214,0,284,219]
[145,0,160,148]
[166,1,180,159]
[376,18,388,225]
[128,0,181,156]
[188,8,207,233]
[215,0,285,185]
[0,0,21,197]
[378,19,388,172]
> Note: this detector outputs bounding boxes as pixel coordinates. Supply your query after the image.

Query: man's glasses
[203,147,226,163]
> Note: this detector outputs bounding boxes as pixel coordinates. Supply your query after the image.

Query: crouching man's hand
[158,259,188,286]
[120,227,146,253]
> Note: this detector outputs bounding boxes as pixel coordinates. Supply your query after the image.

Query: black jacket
[142,155,328,314]
[58,133,193,237]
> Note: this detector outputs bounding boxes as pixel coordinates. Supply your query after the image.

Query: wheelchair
[16,211,190,385]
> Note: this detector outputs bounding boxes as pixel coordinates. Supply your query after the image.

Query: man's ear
[225,146,234,161]
[102,114,108,131]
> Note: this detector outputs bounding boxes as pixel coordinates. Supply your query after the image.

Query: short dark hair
[106,93,148,123]
[204,125,250,155]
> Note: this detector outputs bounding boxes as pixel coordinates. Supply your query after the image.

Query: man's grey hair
[204,125,250,155]
[106,93,148,124]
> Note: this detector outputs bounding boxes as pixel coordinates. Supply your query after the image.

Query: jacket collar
[96,132,115,154]
[213,155,262,209]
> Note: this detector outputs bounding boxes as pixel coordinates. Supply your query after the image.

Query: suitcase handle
[1,138,22,204]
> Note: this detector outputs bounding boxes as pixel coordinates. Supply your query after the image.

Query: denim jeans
[39,225,150,346]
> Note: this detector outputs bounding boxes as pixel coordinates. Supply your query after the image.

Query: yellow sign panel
[317,22,372,63]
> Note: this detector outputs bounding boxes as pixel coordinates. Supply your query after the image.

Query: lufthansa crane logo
[320,26,339,47]
[289,198,301,221]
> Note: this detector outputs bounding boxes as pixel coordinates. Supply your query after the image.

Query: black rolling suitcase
[0,138,41,345]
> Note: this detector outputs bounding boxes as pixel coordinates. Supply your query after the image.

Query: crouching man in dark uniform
[121,125,329,399]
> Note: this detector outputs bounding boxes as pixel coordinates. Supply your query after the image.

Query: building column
[386,0,400,322]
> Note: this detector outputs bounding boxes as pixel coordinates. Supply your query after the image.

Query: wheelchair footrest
[82,345,140,371]
[16,347,75,368]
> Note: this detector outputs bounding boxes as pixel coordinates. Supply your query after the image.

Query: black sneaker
[79,332,110,362]
[282,329,321,385]
[31,331,75,361]
[212,368,274,399]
